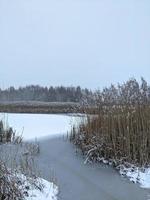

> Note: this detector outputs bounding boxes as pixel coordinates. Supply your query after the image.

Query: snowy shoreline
[1,113,149,200]
[21,175,58,200]
[119,165,150,189]
[85,156,150,189]
[7,172,58,200]
[1,137,149,200]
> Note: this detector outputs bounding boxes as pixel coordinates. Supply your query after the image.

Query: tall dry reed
[71,78,150,167]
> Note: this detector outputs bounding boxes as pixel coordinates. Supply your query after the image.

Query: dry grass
[0,120,23,144]
[0,140,41,200]
[0,101,81,114]
[0,120,42,200]
[70,78,150,167]
[0,161,24,200]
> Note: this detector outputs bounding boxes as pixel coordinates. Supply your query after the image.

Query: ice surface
[0,113,79,140]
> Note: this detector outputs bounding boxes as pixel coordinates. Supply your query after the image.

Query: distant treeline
[0,86,93,103]
[1,78,150,106]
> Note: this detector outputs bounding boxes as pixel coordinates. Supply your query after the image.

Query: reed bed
[0,120,22,144]
[0,120,41,199]
[0,160,23,200]
[70,78,150,167]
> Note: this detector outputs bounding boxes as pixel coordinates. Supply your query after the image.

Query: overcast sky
[0,0,150,89]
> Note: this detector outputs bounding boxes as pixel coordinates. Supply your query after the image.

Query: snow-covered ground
[24,177,58,200]
[7,173,58,200]
[119,166,150,189]
[86,155,150,190]
[0,113,81,140]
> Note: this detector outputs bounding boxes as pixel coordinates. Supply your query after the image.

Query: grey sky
[0,0,150,89]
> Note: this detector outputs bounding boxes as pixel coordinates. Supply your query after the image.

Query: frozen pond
[0,113,81,140]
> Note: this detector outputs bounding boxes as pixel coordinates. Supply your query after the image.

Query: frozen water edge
[119,166,150,189]
[1,113,149,196]
[25,177,58,200]
[86,156,150,189]
[15,174,58,200]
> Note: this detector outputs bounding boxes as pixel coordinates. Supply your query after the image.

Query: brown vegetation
[0,120,22,144]
[70,78,150,167]
[0,161,23,200]
[0,121,41,200]
[0,101,81,114]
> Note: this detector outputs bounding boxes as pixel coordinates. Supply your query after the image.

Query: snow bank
[85,154,150,189]
[15,174,58,200]
[120,166,150,189]
[25,177,58,200]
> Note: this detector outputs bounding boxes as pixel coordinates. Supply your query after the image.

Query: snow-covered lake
[0,113,81,140]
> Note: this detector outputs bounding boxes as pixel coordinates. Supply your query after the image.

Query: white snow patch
[120,166,150,189]
[85,154,150,189]
[15,174,58,200]
[25,178,58,200]
[0,113,81,140]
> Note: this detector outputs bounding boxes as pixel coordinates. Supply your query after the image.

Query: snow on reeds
[0,120,58,200]
[70,78,150,188]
